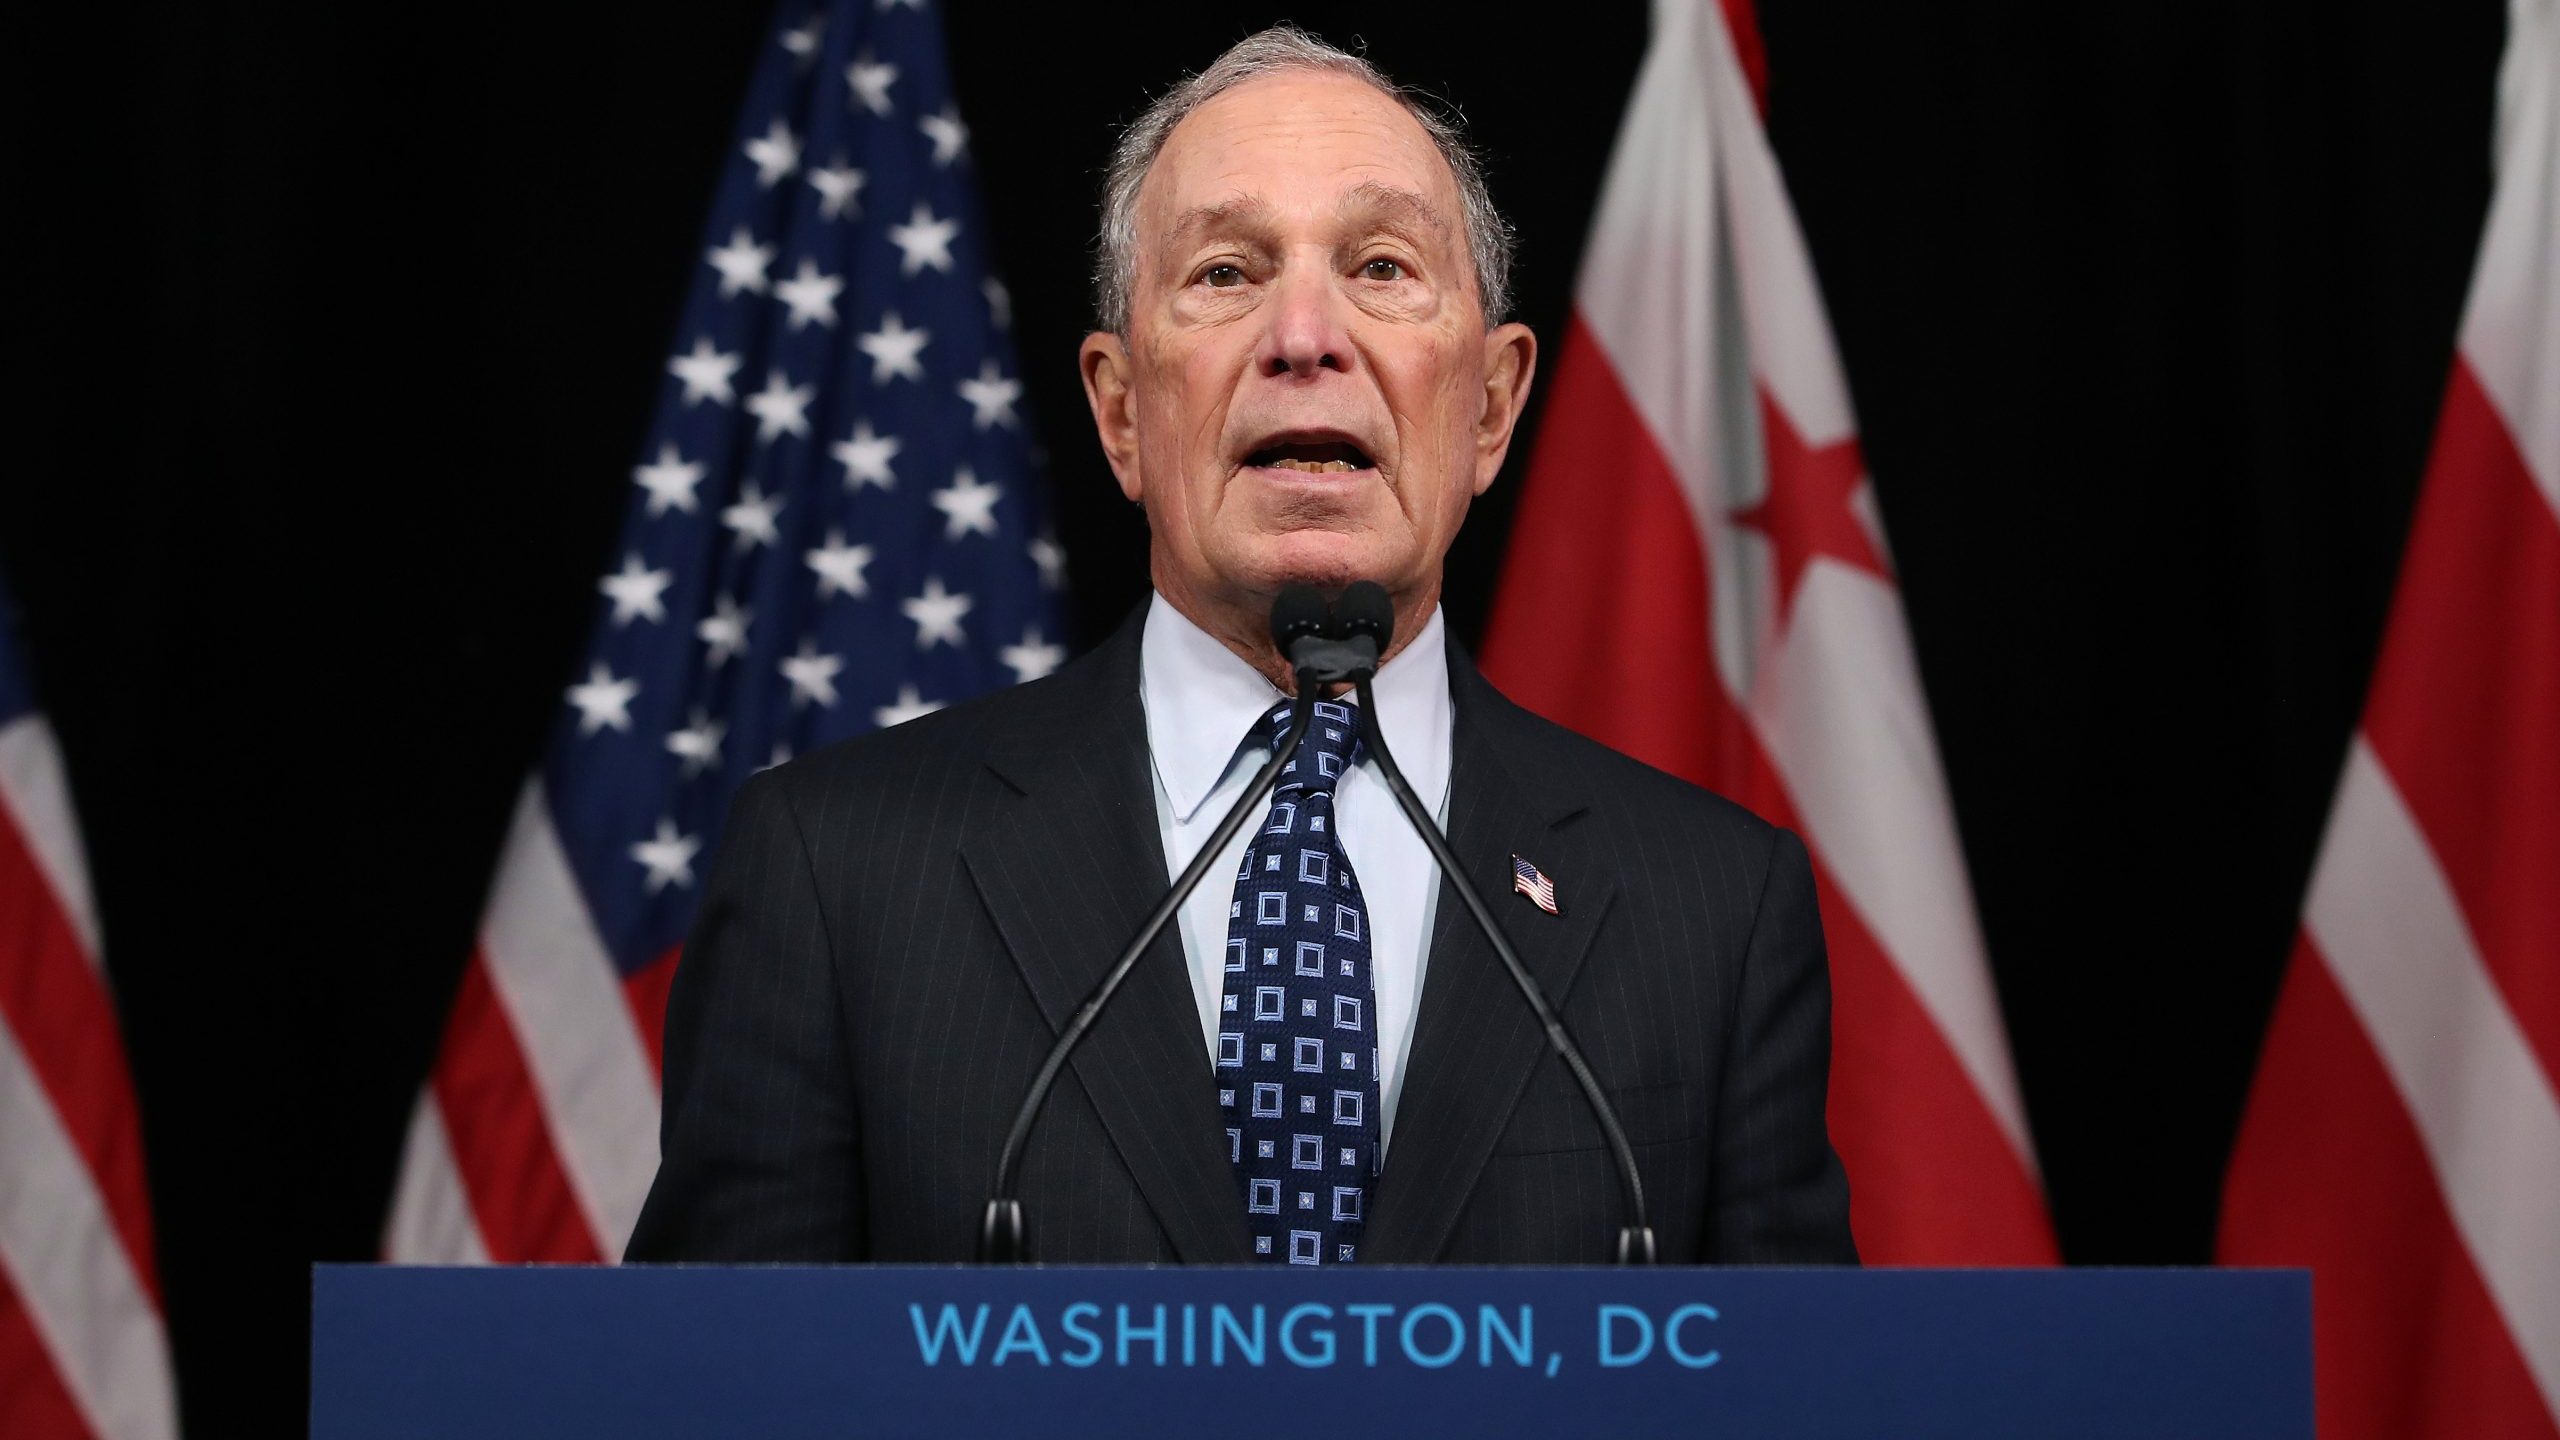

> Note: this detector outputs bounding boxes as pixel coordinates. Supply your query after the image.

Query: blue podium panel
[312,1265,2309,1439]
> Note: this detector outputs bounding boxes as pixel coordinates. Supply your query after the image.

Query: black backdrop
[4,1,2504,1431]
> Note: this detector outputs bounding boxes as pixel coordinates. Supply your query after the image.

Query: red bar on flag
[1479,0,2057,1264]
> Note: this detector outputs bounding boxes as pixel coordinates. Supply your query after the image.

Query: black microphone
[1270,582,1332,659]
[1331,581,1660,1264]
[1279,586,1382,683]
[1327,580,1394,650]
[978,589,1328,1263]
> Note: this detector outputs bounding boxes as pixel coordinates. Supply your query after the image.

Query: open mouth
[1242,438,1376,474]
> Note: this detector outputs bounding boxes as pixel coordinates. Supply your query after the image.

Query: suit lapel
[1361,656,1616,1264]
[958,617,1255,1263]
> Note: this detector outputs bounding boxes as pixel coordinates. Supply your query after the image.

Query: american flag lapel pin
[1511,854,1560,915]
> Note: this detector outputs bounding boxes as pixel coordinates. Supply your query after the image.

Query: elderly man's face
[1081,71,1536,653]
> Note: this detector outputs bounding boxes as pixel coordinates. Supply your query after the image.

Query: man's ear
[1473,321,1539,495]
[1080,331,1144,503]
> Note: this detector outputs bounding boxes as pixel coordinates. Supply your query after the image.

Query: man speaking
[627,28,1854,1267]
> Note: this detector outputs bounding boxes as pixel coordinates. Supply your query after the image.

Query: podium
[312,1264,2309,1437]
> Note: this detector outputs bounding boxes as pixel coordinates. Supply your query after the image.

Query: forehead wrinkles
[1140,79,1459,252]
[1153,181,1458,266]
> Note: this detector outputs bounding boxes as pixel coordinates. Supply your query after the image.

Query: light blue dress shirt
[1139,594,1453,1152]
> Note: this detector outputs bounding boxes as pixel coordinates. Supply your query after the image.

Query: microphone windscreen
[1333,581,1394,651]
[1270,584,1333,651]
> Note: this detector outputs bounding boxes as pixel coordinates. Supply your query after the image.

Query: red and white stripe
[385,783,670,1263]
[2219,4,2560,1433]
[1481,0,2057,1263]
[0,713,178,1438]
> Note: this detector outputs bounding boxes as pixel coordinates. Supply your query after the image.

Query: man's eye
[1361,258,1405,282]
[1202,264,1245,288]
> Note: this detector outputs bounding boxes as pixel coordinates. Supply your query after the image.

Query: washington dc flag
[1481,0,2057,1263]
[2219,2,2560,1434]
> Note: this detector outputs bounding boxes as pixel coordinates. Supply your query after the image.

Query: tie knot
[1262,697,1362,787]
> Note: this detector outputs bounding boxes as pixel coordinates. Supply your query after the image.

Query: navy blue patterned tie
[1217,697,1380,1265]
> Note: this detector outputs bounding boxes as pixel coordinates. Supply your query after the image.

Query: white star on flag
[630,818,702,892]
[566,662,638,735]
[918,105,969,166]
[745,370,816,440]
[706,226,774,296]
[665,710,726,776]
[886,202,959,276]
[696,595,750,667]
[779,15,824,63]
[857,311,930,383]
[1028,533,1066,590]
[722,481,784,551]
[956,359,1021,430]
[981,277,1011,329]
[744,118,801,187]
[780,639,845,708]
[831,418,901,490]
[599,553,675,626]
[1000,627,1066,683]
[931,467,1002,539]
[632,443,705,515]
[901,575,972,649]
[805,529,874,599]
[774,259,844,329]
[845,52,898,115]
[873,683,942,729]
[809,161,867,220]
[666,337,741,406]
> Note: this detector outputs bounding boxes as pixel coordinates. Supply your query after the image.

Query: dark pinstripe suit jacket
[626,609,1855,1265]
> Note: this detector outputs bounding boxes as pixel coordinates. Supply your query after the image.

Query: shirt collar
[1140,592,1454,825]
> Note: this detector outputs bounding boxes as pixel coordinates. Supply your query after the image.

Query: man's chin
[1235,531,1401,595]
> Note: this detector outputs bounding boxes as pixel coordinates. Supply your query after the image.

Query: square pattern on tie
[1216,698,1379,1266]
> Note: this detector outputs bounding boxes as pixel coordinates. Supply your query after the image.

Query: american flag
[385,0,1061,1264]
[1511,855,1558,916]
[0,577,178,1439]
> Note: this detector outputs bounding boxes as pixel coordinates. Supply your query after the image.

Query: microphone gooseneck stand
[979,582,1656,1265]
[978,591,1336,1263]
[979,696,1314,1262]
[1332,584,1660,1265]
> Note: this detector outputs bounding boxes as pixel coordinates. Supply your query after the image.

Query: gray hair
[1093,26,1514,333]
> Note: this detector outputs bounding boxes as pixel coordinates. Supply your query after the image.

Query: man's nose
[1251,264,1354,379]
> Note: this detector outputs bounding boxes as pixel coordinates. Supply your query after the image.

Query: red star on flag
[1730,388,1891,624]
